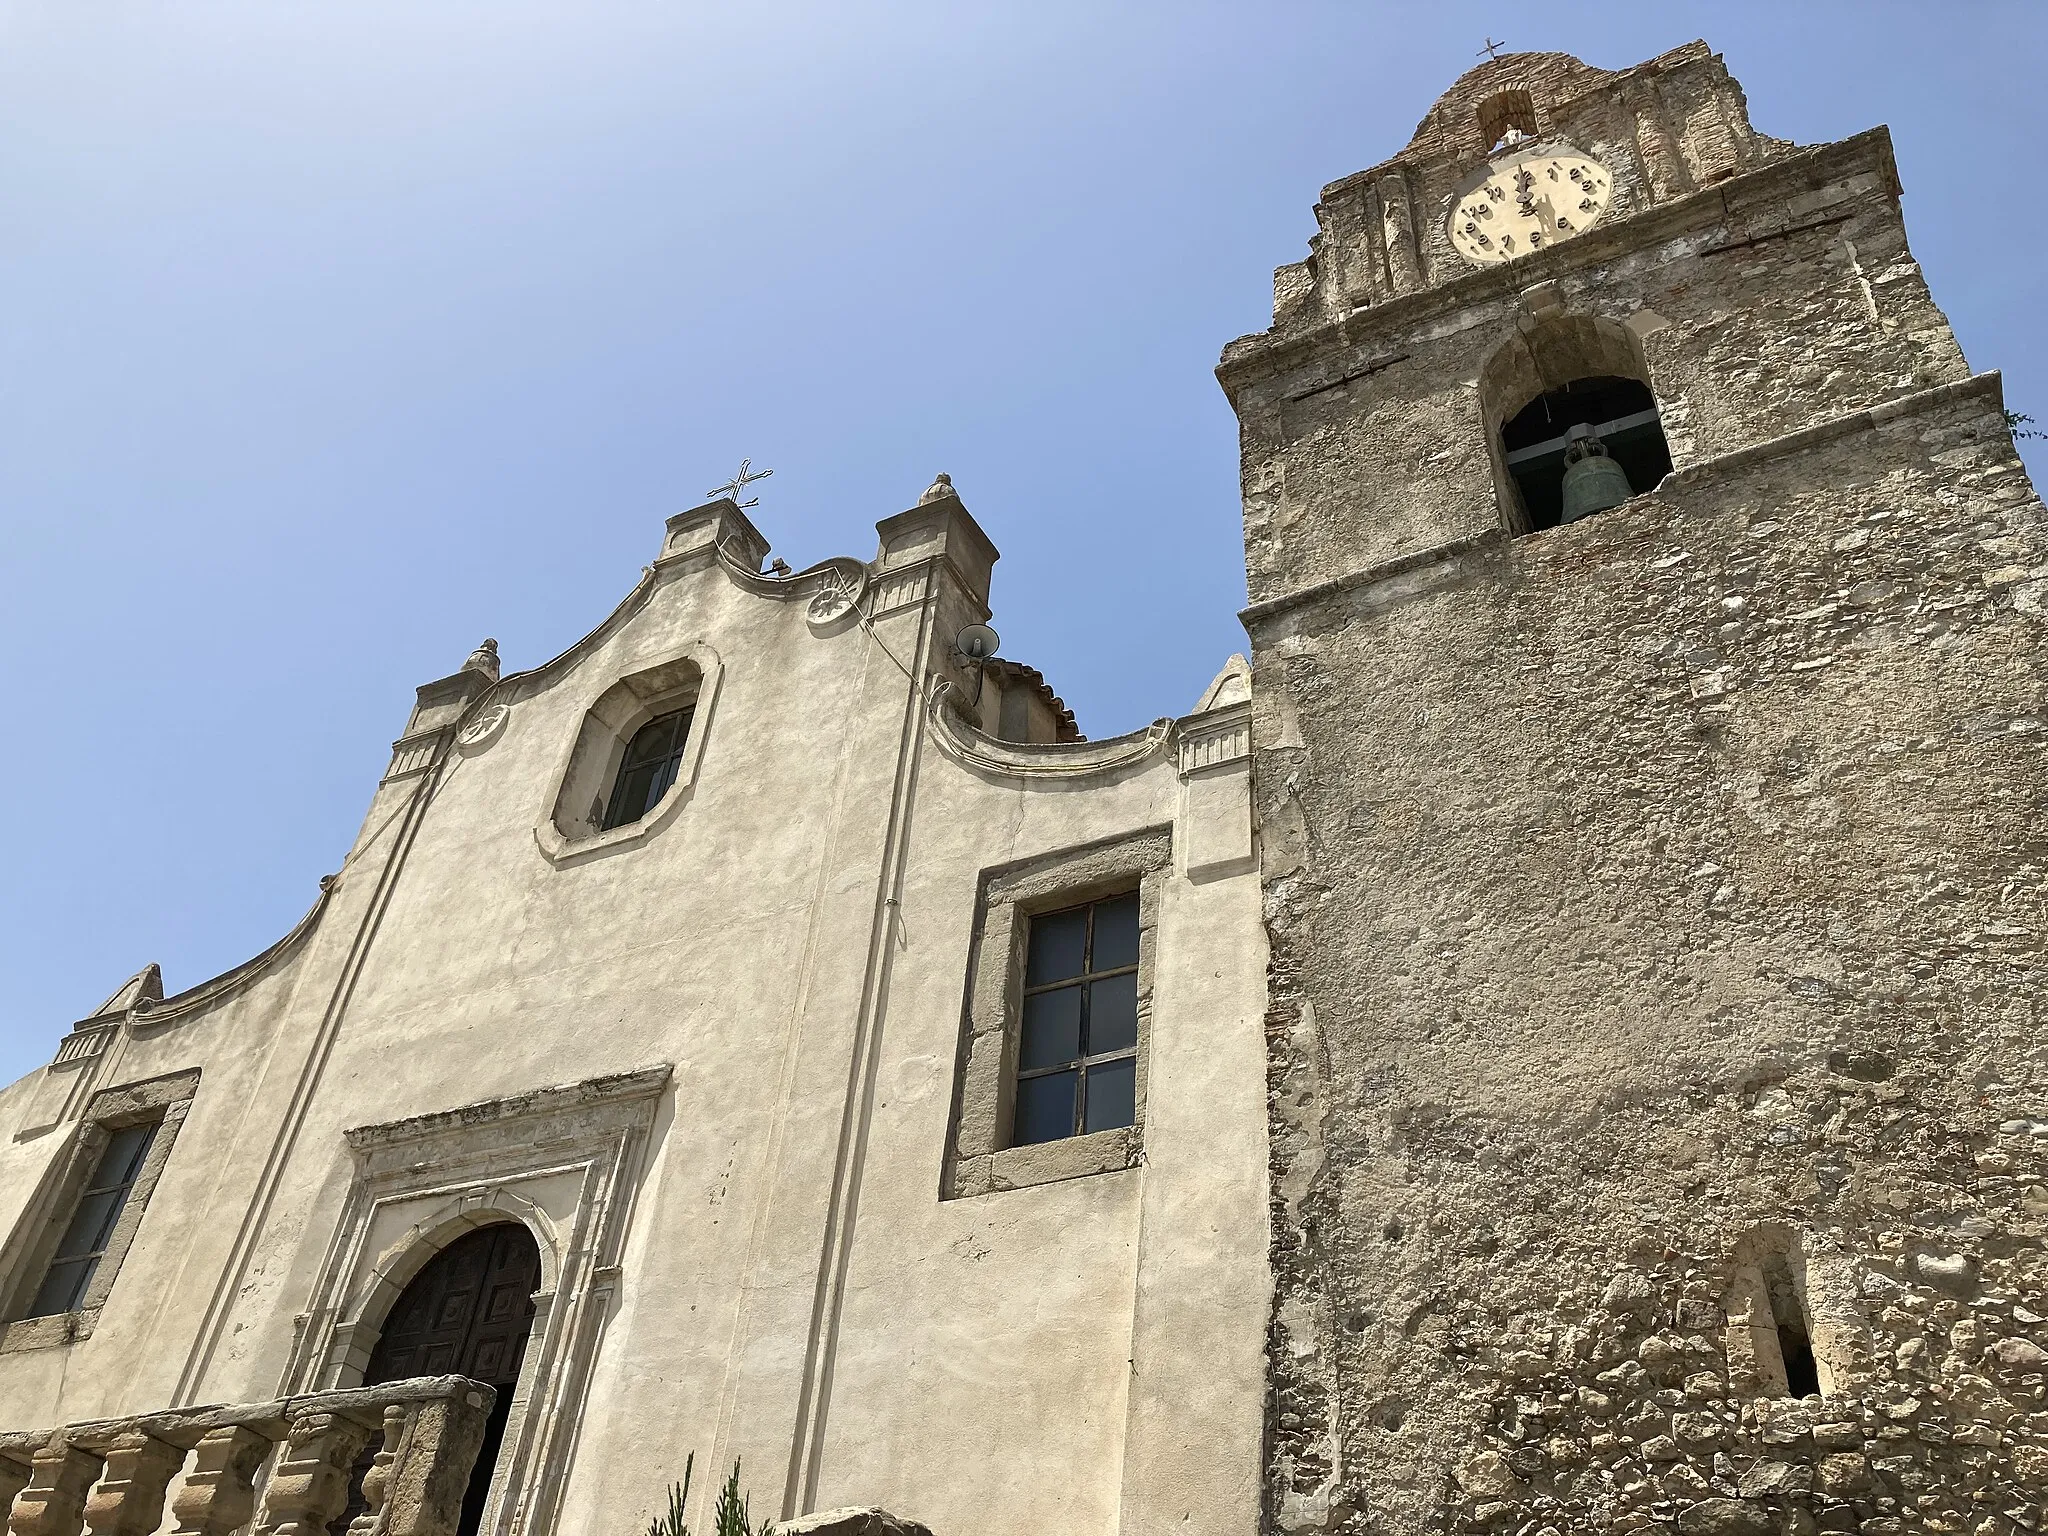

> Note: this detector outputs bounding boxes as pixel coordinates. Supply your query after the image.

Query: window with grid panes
[601,707,695,830]
[1013,893,1140,1145]
[24,1120,159,1319]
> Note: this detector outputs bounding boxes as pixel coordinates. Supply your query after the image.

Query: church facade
[1,39,2043,1536]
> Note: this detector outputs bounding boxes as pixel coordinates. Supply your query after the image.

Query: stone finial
[90,963,164,1022]
[462,639,501,682]
[918,473,956,505]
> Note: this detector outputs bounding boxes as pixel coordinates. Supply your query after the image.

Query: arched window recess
[1479,311,1674,537]
[1501,375,1672,532]
[536,643,722,863]
[1476,89,1539,155]
[600,706,694,830]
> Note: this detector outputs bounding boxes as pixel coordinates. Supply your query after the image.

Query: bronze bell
[1558,423,1634,523]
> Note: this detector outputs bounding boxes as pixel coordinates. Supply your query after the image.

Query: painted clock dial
[1447,146,1612,266]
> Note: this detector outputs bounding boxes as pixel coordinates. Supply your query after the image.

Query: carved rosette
[805,568,864,629]
[455,702,511,753]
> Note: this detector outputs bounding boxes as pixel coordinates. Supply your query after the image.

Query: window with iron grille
[1013,894,1141,1145]
[23,1120,159,1319]
[601,707,695,830]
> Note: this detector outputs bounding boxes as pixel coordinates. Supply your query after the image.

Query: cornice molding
[124,881,337,1031]
[1239,371,2011,632]
[1217,129,1899,396]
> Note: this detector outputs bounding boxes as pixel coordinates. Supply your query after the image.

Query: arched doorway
[335,1222,542,1536]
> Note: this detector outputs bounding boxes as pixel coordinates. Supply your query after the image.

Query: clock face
[1447,146,1612,266]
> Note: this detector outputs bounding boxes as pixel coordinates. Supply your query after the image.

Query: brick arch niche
[1475,88,1540,152]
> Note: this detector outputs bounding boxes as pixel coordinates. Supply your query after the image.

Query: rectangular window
[943,828,1169,1199]
[1014,895,1140,1145]
[2,1068,197,1353]
[24,1119,158,1319]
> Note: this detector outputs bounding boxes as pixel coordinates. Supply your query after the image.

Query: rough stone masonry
[1219,41,2047,1536]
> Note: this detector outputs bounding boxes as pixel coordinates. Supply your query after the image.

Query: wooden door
[334,1223,541,1536]
[366,1223,540,1387]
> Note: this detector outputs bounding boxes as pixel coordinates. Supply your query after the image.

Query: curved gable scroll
[534,642,723,866]
[926,677,1176,782]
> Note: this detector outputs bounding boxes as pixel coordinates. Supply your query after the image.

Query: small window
[1724,1232,1843,1401]
[23,1120,158,1319]
[1013,894,1140,1145]
[601,707,694,830]
[1778,1318,1821,1399]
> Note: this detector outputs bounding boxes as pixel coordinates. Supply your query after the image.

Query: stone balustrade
[0,1375,493,1536]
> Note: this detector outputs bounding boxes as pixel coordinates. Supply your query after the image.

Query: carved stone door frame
[280,1066,670,1536]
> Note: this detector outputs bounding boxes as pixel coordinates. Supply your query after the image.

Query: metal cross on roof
[708,459,774,509]
[1478,36,1508,60]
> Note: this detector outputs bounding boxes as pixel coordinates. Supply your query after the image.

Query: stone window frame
[1723,1225,1867,1401]
[276,1066,669,1536]
[943,827,1170,1200]
[0,1069,200,1353]
[535,642,723,866]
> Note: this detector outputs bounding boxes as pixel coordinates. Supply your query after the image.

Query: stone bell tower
[1220,40,2048,1536]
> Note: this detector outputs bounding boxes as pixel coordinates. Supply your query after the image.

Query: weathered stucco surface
[1226,43,2046,1536]
[0,487,1269,1536]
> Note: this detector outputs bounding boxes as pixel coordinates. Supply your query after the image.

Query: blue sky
[2,1,2044,1087]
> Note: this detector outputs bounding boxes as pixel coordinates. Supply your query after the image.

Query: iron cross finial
[708,458,774,509]
[1479,36,1508,61]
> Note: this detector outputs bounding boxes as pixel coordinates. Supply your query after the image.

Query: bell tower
[1222,41,2048,1535]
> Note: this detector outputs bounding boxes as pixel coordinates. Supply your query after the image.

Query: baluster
[370,1387,491,1536]
[0,1456,32,1521]
[82,1433,184,1536]
[347,1405,408,1536]
[254,1411,373,1536]
[168,1426,270,1536]
[8,1440,103,1536]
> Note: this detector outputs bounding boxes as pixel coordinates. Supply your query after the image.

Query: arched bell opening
[1477,309,1672,537]
[337,1220,543,1536]
[1499,375,1673,532]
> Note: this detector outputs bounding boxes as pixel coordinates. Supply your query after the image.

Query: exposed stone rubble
[1253,398,2048,1534]
[1227,40,2047,1536]
[1437,1106,2047,1533]
[770,1510,936,1536]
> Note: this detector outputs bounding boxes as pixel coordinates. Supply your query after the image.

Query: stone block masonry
[1226,42,2047,1536]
